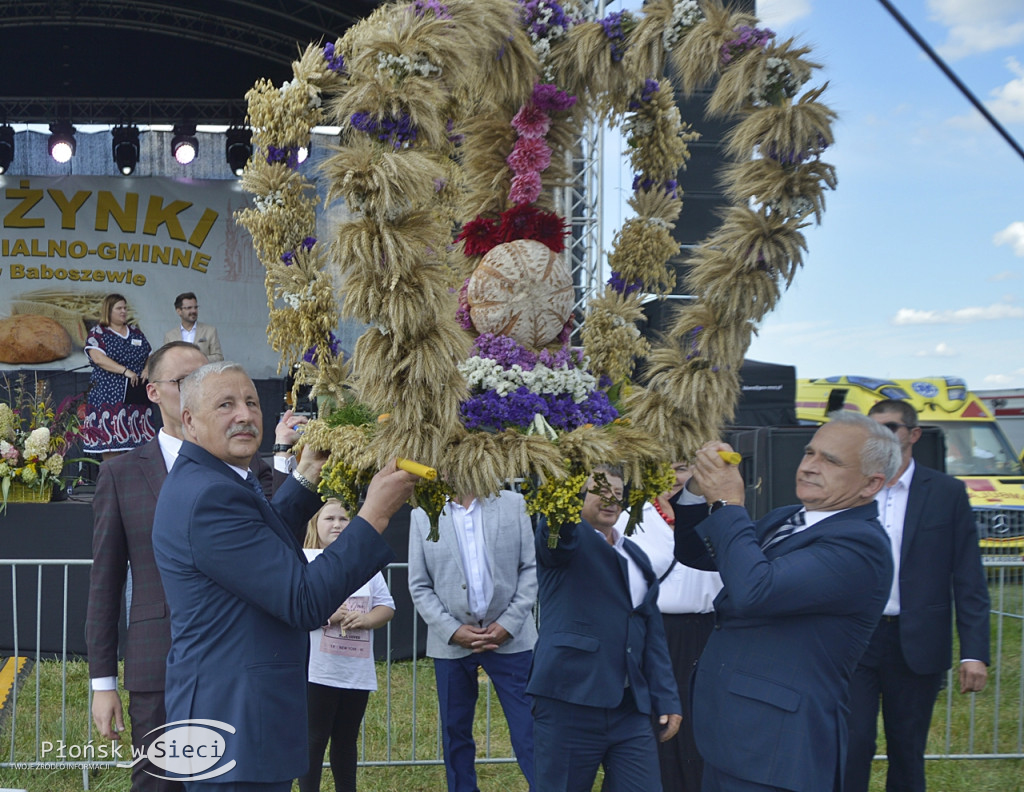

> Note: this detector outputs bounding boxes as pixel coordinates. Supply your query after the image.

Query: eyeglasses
[883,421,914,433]
[150,376,187,391]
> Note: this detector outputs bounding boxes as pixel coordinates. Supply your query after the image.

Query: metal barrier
[2,557,1023,788]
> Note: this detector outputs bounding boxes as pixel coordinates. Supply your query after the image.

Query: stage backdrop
[0,174,284,378]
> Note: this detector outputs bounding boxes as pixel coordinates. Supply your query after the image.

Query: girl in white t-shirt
[296,499,395,792]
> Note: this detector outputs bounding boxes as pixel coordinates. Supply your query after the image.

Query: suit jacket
[85,437,276,692]
[152,441,395,783]
[527,516,681,719]
[162,322,223,361]
[407,491,538,659]
[673,501,893,792]
[892,464,990,673]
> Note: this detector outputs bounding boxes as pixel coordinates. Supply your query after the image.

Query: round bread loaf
[467,239,573,349]
[0,315,73,364]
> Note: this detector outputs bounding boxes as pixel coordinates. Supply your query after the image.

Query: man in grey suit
[408,489,537,792]
[162,292,223,361]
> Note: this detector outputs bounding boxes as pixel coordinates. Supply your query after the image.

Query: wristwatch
[708,499,729,515]
[272,443,293,453]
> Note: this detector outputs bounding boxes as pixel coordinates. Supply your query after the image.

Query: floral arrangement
[0,375,91,512]
[237,0,837,544]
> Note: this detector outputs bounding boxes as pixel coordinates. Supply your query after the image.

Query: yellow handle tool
[397,458,437,480]
[717,450,742,465]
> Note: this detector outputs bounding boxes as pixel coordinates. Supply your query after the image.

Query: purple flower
[266,145,300,168]
[473,333,538,370]
[350,111,418,149]
[303,331,342,364]
[609,271,643,295]
[599,11,631,62]
[323,42,345,73]
[720,25,775,65]
[532,83,577,112]
[413,0,451,18]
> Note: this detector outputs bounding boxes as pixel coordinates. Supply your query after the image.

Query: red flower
[498,205,568,253]
[509,171,543,204]
[456,216,502,257]
[507,136,552,174]
[511,103,551,139]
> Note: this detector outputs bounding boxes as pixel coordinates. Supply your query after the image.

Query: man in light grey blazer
[162,291,223,361]
[408,489,537,792]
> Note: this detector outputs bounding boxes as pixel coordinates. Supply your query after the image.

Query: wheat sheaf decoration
[236,0,836,543]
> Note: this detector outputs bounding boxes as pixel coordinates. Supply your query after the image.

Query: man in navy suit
[843,400,989,792]
[528,464,682,792]
[152,362,418,792]
[673,412,900,792]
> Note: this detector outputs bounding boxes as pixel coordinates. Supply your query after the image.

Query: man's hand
[92,689,125,741]
[657,713,682,743]
[692,442,746,507]
[450,624,495,652]
[275,409,308,447]
[358,459,420,534]
[959,660,987,694]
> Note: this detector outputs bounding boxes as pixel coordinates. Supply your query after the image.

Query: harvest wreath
[236,0,835,542]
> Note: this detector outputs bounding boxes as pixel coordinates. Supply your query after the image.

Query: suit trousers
[127,689,183,792]
[701,763,789,792]
[844,618,944,792]
[434,650,535,792]
[532,687,661,792]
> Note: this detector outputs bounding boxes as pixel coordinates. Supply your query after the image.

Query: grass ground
[1,576,1021,792]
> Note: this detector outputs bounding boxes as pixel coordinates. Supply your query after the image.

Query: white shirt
[876,459,914,616]
[617,502,722,613]
[179,323,197,344]
[601,526,648,610]
[447,499,494,623]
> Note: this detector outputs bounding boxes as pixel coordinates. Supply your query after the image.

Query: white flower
[0,461,10,478]
[663,1,704,51]
[45,454,64,476]
[24,427,51,460]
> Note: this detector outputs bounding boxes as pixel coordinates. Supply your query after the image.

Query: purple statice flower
[350,111,418,149]
[664,179,678,199]
[537,344,583,370]
[608,270,642,295]
[281,250,295,266]
[597,374,613,389]
[542,390,618,431]
[301,236,316,251]
[266,145,300,168]
[473,333,538,370]
[323,42,345,73]
[413,0,451,18]
[600,11,630,62]
[532,83,577,112]
[631,175,655,192]
[627,78,660,110]
[461,387,546,431]
[303,331,342,364]
[520,0,570,40]
[720,25,775,65]
[456,279,473,330]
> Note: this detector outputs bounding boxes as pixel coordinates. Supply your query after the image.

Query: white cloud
[929,0,1024,59]
[915,342,957,357]
[756,0,812,28]
[893,303,1024,324]
[988,56,1024,123]
[982,373,1017,385]
[989,269,1021,281]
[994,221,1024,256]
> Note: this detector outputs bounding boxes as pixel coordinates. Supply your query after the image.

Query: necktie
[761,510,806,551]
[245,470,269,503]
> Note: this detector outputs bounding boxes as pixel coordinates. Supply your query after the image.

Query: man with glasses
[844,399,990,792]
[86,342,285,792]
[163,292,223,361]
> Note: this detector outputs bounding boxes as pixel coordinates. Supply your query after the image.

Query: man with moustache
[672,412,900,792]
[528,464,682,792]
[87,342,287,792]
[152,361,418,792]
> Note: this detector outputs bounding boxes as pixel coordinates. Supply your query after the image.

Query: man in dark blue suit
[528,464,682,792]
[152,362,418,792]
[843,400,990,792]
[673,412,901,792]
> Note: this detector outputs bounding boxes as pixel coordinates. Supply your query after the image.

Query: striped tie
[761,510,806,551]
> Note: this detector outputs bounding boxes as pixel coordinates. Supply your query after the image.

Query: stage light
[225,126,252,176]
[111,125,140,175]
[48,122,77,164]
[0,125,13,174]
[171,123,198,165]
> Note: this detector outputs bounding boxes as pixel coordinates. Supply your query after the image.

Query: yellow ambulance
[796,376,1024,555]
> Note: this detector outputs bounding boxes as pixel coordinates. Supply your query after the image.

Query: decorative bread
[0,315,72,364]
[467,239,573,350]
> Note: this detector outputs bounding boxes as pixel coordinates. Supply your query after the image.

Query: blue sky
[605,0,1024,391]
